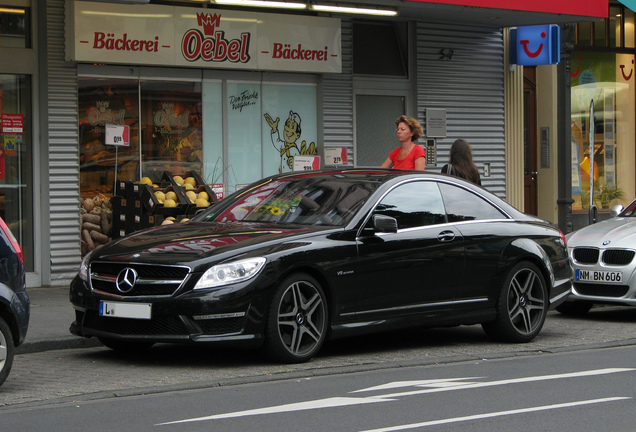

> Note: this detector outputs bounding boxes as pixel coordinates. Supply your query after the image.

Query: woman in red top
[380,115,426,171]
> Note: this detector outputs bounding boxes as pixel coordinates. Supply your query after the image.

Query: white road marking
[155,368,635,426]
[358,397,631,432]
[156,397,393,425]
[351,378,483,393]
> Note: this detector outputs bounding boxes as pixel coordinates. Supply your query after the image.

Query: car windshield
[619,199,636,217]
[200,174,380,226]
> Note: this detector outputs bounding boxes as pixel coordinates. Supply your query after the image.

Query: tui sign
[510,25,560,66]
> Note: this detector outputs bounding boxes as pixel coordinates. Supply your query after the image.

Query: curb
[16,337,102,355]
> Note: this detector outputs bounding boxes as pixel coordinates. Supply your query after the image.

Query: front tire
[482,261,548,343]
[265,273,328,363]
[0,316,15,386]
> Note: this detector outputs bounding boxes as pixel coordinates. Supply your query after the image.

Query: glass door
[0,74,33,270]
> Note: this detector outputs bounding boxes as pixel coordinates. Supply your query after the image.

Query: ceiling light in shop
[214,0,307,9]
[310,4,397,16]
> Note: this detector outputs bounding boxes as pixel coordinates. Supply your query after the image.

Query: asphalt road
[1,307,635,410]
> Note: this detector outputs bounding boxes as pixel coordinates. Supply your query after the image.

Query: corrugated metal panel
[417,23,506,199]
[48,0,82,281]
[322,20,354,166]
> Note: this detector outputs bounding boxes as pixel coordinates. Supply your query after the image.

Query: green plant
[596,183,624,209]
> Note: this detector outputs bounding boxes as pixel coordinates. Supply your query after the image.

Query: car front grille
[83,310,189,335]
[572,248,600,264]
[89,261,191,297]
[603,249,635,265]
[572,248,635,266]
[574,283,630,298]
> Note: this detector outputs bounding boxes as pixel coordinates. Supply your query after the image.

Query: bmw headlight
[194,257,267,290]
[79,249,96,281]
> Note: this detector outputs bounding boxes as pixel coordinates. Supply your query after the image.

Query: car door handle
[437,230,455,242]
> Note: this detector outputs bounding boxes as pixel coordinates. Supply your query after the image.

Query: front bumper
[69,276,269,348]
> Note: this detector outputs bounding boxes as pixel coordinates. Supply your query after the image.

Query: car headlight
[194,257,267,290]
[79,249,96,281]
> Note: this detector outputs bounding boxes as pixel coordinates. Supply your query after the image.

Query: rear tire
[556,301,593,316]
[98,337,154,352]
[482,261,548,343]
[0,316,15,386]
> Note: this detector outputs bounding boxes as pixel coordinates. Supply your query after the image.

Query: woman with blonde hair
[441,139,481,185]
[381,115,426,171]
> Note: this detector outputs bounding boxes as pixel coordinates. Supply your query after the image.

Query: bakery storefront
[69,1,339,256]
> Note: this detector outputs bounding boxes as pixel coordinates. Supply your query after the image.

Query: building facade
[4,0,605,287]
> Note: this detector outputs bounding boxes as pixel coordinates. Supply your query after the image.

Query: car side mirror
[372,214,398,233]
[610,204,624,217]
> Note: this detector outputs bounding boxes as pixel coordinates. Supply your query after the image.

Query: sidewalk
[15,286,101,354]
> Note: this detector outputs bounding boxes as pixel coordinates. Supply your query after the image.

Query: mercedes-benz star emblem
[116,268,138,293]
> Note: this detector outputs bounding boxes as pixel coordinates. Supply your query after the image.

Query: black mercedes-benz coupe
[70,169,572,362]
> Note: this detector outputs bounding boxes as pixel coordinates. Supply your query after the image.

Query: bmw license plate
[575,269,623,283]
[99,301,152,319]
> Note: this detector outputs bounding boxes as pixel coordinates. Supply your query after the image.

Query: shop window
[610,6,621,48]
[140,80,203,183]
[0,74,33,269]
[625,9,635,48]
[570,51,635,211]
[353,21,408,77]
[78,75,318,255]
[0,7,30,48]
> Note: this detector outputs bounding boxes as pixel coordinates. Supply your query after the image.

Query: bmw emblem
[116,268,138,293]
[602,240,611,246]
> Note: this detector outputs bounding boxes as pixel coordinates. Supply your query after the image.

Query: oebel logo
[181,13,251,63]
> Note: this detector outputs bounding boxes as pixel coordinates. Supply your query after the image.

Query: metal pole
[588,100,597,224]
[557,24,575,233]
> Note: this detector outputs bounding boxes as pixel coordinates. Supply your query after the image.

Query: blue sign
[510,25,560,66]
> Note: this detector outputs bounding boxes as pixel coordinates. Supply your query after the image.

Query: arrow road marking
[359,397,631,432]
[156,368,634,426]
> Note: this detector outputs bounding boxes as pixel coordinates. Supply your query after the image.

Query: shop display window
[140,80,203,183]
[78,78,140,255]
[570,51,635,211]
[0,74,32,270]
[78,75,317,255]
[0,6,30,48]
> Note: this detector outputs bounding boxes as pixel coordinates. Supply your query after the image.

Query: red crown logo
[197,13,221,36]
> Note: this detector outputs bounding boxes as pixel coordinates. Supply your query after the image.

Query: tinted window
[374,182,446,229]
[439,183,506,222]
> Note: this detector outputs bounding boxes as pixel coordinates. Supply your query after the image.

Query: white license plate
[99,301,152,319]
[575,269,623,283]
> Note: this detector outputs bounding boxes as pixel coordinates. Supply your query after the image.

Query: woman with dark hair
[441,139,481,185]
[380,115,426,171]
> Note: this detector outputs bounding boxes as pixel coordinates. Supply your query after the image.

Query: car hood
[567,217,636,248]
[92,222,334,264]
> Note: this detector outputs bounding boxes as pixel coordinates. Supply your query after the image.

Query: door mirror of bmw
[610,204,624,217]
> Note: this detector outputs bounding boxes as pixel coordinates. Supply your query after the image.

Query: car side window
[439,183,506,222]
[374,182,446,230]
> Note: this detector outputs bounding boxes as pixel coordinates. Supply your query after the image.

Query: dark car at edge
[0,216,29,386]
[70,169,572,362]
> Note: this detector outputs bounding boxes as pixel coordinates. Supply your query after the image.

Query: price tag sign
[105,124,130,146]
[324,147,347,166]
[293,155,321,171]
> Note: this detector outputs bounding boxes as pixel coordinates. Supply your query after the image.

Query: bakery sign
[66,1,341,74]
